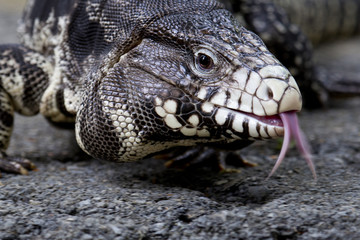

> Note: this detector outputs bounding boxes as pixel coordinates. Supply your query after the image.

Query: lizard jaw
[214,106,285,139]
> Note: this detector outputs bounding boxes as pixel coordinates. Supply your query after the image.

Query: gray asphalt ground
[1,1,360,239]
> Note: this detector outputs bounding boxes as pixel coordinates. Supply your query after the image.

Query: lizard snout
[258,65,303,115]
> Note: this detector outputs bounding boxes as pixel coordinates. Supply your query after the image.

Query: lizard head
[75,2,304,166]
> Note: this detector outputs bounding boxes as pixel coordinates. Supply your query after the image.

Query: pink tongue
[267,111,317,180]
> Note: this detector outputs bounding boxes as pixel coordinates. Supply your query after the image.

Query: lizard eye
[193,48,218,74]
[197,53,214,70]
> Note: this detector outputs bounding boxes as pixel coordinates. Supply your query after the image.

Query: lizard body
[1,0,353,176]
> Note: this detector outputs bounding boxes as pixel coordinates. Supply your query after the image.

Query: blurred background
[0,0,26,43]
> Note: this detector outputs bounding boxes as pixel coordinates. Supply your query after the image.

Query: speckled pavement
[1,1,360,239]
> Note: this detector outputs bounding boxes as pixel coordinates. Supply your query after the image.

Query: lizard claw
[10,157,36,170]
[0,153,36,176]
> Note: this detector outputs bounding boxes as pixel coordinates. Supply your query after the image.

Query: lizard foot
[158,146,256,171]
[0,152,36,176]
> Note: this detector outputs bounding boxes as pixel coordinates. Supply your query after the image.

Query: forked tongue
[267,111,317,180]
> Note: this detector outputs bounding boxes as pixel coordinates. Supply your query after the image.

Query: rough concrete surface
[0,1,360,239]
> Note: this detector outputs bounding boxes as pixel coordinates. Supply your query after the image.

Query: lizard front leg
[0,44,51,175]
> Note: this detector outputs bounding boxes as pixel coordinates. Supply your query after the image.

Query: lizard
[0,0,329,177]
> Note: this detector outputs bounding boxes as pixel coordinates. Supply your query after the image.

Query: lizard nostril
[267,87,273,99]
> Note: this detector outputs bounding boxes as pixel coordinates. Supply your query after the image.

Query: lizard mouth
[217,106,285,139]
[245,112,283,127]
